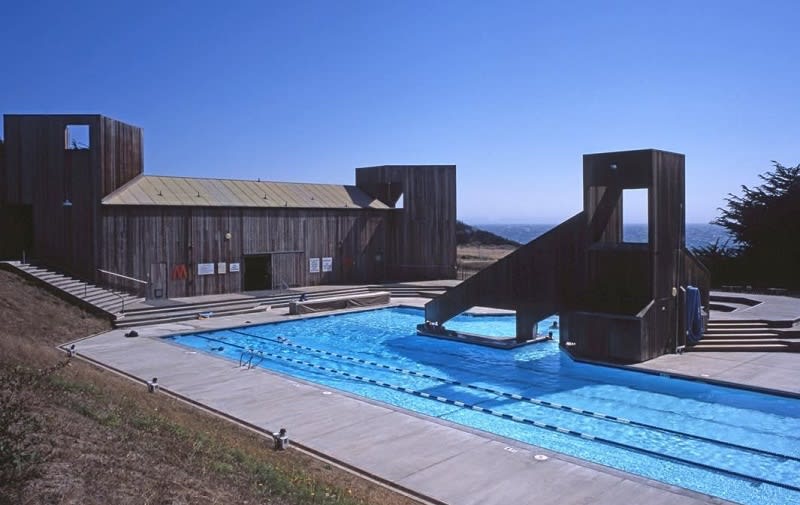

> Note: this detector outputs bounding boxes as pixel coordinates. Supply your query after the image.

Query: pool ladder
[238,348,265,370]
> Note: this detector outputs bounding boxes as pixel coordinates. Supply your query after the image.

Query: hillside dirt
[456,245,516,278]
[0,268,419,505]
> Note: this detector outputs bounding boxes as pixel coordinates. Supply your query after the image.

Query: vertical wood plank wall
[1,115,143,280]
[355,165,456,280]
[100,207,389,297]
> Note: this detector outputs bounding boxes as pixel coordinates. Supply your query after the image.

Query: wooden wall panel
[100,206,390,297]
[99,117,143,197]
[356,165,456,280]
[1,115,143,282]
[0,142,5,205]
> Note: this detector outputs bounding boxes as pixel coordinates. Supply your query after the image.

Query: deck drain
[322,391,332,395]
[534,454,549,461]
[503,446,518,453]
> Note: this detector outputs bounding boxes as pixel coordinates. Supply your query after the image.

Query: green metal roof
[101,175,390,210]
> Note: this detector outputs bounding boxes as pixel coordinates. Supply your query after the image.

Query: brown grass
[0,269,420,505]
[456,245,516,278]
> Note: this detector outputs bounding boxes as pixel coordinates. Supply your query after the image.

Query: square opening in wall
[622,188,648,243]
[65,125,90,150]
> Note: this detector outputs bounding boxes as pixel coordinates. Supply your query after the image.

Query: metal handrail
[112,291,126,314]
[97,269,148,285]
[97,269,148,306]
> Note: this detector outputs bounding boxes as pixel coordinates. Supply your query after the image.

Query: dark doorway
[0,205,33,260]
[244,254,272,291]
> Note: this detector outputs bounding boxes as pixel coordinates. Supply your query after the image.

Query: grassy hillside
[0,268,417,505]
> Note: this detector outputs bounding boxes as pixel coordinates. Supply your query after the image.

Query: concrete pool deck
[67,298,800,505]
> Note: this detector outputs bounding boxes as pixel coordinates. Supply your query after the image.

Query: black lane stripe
[226,329,800,464]
[190,333,800,493]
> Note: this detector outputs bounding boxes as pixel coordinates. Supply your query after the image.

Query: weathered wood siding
[562,150,699,362]
[1,115,142,280]
[425,213,586,330]
[98,117,144,197]
[356,165,456,280]
[427,149,708,364]
[100,206,388,297]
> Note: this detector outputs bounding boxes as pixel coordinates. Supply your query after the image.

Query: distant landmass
[459,223,733,250]
[481,223,733,250]
[456,221,520,246]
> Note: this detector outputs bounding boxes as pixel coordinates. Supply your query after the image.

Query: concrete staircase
[114,286,371,328]
[686,320,796,352]
[2,260,447,328]
[114,284,447,328]
[10,263,144,316]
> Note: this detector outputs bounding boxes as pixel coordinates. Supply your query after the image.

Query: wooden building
[0,114,456,298]
[425,149,710,364]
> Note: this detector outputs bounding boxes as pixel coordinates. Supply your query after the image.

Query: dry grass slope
[0,269,419,505]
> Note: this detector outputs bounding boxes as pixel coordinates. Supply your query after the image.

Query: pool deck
[66,296,800,505]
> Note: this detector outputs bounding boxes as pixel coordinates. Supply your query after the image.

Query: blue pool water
[166,307,800,504]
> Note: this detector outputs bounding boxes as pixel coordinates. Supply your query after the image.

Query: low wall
[289,291,391,315]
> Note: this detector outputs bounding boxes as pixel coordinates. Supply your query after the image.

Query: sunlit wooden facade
[0,114,456,298]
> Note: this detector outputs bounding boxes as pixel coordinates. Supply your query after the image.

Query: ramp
[425,213,585,342]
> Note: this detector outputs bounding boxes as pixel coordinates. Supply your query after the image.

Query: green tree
[705,161,800,288]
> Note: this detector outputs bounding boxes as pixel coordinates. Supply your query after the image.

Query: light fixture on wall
[62,199,73,207]
[224,232,232,241]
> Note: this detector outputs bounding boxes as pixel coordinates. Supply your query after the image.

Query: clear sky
[2,0,797,224]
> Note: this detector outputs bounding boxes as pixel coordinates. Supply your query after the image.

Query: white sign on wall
[322,257,333,272]
[309,257,320,273]
[217,262,227,274]
[197,263,214,275]
[229,263,240,272]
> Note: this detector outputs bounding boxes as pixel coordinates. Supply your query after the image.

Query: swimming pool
[166,307,800,505]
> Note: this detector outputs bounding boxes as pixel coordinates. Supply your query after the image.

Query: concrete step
[85,293,126,306]
[707,321,768,328]
[50,278,86,289]
[701,332,779,340]
[122,296,296,318]
[698,335,785,346]
[706,319,772,325]
[21,268,53,276]
[710,302,752,313]
[112,287,383,327]
[123,288,370,317]
[704,327,776,334]
[114,304,275,328]
[687,343,790,352]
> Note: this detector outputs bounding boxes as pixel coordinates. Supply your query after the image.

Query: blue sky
[2,0,797,224]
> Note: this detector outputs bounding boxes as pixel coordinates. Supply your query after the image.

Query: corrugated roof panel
[102,175,390,209]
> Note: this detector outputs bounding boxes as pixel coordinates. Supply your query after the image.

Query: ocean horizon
[475,223,732,250]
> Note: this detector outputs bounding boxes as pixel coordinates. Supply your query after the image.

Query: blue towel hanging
[686,286,703,344]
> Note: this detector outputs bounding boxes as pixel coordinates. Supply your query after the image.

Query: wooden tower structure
[425,149,710,363]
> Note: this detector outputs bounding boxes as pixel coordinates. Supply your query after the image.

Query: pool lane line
[187,334,800,494]
[226,329,800,465]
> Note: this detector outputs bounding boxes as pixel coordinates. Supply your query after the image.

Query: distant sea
[478,223,733,250]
